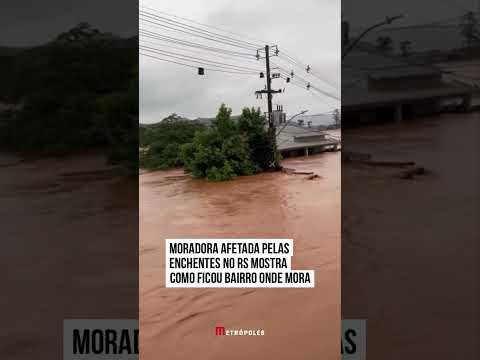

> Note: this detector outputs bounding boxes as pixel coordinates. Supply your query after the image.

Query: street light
[276,110,309,137]
[342,15,404,60]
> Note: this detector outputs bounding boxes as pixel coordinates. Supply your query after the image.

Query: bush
[180,104,272,181]
[139,114,205,170]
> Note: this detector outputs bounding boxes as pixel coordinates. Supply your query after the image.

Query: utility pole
[265,45,274,128]
[255,44,281,168]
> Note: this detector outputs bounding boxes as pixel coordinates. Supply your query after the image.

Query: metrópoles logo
[215,326,265,336]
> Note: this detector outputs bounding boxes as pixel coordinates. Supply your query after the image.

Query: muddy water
[0,154,138,359]
[140,152,340,360]
[342,112,480,359]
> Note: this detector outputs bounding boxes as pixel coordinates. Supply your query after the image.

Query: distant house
[274,114,340,157]
[342,43,473,125]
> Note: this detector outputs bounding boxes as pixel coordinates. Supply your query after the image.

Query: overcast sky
[1,0,476,123]
[1,1,136,46]
[343,0,477,26]
[139,0,341,123]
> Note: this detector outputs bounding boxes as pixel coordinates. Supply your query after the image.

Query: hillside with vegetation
[0,23,138,170]
[139,114,205,169]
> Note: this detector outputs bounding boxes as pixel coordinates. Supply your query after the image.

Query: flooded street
[342,112,480,359]
[140,152,340,360]
[0,154,138,359]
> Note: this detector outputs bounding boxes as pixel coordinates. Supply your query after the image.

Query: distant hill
[140,114,245,128]
[0,23,138,168]
[140,114,192,127]
[0,46,28,56]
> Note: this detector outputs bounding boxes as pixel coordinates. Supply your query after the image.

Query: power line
[140,9,341,95]
[139,5,340,121]
[140,18,257,51]
[139,29,256,58]
[281,76,338,108]
[272,63,340,102]
[140,4,269,45]
[274,53,341,93]
[139,37,261,64]
[140,52,258,75]
[140,14,258,50]
[139,9,263,48]
[278,52,340,91]
[140,44,263,71]
[140,45,262,72]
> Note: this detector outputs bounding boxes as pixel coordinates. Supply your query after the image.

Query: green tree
[238,107,272,171]
[180,104,256,181]
[139,114,204,170]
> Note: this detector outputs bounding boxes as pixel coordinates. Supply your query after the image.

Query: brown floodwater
[342,112,480,359]
[140,151,341,360]
[0,153,138,359]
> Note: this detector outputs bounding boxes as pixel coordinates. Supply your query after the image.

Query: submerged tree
[139,114,205,170]
[180,104,274,181]
[237,107,272,171]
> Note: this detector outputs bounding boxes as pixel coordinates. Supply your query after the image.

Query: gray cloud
[1,0,137,46]
[343,0,474,25]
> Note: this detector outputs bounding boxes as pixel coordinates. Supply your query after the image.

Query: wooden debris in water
[397,166,432,180]
[365,160,415,167]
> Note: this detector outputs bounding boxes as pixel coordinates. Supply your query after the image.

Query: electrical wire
[139,9,263,48]
[140,44,263,72]
[278,52,340,91]
[273,64,340,103]
[139,5,341,111]
[272,59,340,99]
[140,52,258,75]
[140,37,261,64]
[140,8,341,97]
[139,29,257,58]
[140,14,258,50]
[140,4,269,45]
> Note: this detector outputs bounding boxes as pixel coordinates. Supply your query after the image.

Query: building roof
[342,44,472,110]
[276,125,338,151]
[368,66,440,80]
[343,83,469,110]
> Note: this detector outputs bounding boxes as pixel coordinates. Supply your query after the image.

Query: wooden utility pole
[265,45,274,129]
[255,45,282,168]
